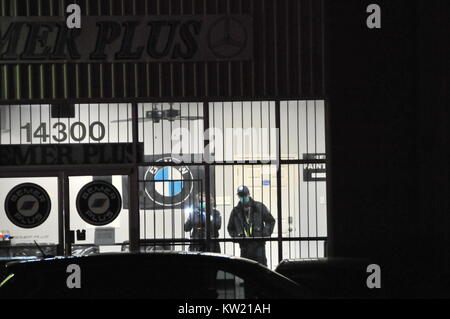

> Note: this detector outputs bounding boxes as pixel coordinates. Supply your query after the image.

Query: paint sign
[303,153,326,182]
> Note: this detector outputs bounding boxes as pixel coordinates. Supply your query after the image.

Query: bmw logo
[5,183,51,229]
[76,181,122,226]
[144,157,194,208]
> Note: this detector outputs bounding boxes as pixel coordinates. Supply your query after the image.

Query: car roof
[3,252,305,298]
[5,251,300,285]
[276,257,371,272]
[5,251,263,270]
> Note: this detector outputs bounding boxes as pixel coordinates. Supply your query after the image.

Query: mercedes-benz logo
[208,16,248,59]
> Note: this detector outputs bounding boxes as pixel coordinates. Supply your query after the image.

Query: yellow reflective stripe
[0,273,14,288]
[243,225,253,237]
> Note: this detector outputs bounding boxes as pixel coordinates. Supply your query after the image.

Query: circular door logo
[208,16,248,59]
[76,181,122,226]
[144,157,194,208]
[5,183,51,228]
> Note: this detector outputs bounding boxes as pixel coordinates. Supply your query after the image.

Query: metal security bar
[0,0,328,269]
[0,0,325,102]
[0,103,132,145]
[0,99,327,269]
[208,102,277,163]
[134,99,327,269]
[281,164,327,259]
[281,100,326,160]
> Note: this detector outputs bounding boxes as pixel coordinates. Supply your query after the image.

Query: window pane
[208,101,277,162]
[211,164,279,269]
[281,164,327,259]
[138,102,204,161]
[280,100,326,159]
[0,103,133,146]
[0,177,59,258]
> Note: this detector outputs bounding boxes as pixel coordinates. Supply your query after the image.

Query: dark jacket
[184,208,221,238]
[227,198,275,239]
[184,208,222,253]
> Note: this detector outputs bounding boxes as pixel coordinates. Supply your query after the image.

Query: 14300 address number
[20,122,106,143]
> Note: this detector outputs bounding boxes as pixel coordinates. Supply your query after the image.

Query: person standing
[184,192,222,253]
[227,186,275,266]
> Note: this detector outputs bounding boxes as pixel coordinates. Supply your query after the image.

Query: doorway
[0,168,133,257]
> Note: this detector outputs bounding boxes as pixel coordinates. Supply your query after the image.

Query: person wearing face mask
[184,192,222,253]
[227,186,276,266]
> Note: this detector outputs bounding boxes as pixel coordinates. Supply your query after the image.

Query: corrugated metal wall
[0,0,325,102]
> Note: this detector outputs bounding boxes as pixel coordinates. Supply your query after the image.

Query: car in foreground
[0,252,306,299]
[275,257,378,298]
[0,257,37,279]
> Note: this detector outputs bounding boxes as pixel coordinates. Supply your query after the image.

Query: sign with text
[5,183,52,229]
[76,182,122,227]
[0,15,253,63]
[303,153,326,182]
[0,143,144,166]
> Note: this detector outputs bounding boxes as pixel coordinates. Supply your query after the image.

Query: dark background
[326,0,449,297]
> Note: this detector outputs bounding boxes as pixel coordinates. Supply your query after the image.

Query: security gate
[0,0,328,271]
[0,100,328,269]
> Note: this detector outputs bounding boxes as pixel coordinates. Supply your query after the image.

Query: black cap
[237,186,250,197]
